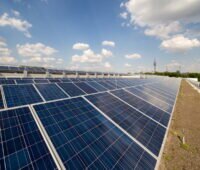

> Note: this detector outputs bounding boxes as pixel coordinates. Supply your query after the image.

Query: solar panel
[33,97,156,169]
[97,81,116,90]
[135,86,174,105]
[34,79,49,84]
[3,84,43,107]
[16,79,34,84]
[0,107,57,169]
[0,90,4,109]
[86,92,166,156]
[60,79,71,83]
[127,87,173,113]
[111,89,170,127]
[35,83,68,101]
[48,79,61,83]
[86,81,108,91]
[0,79,15,85]
[57,83,85,97]
[74,82,97,94]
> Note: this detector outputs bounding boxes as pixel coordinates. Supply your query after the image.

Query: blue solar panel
[97,81,116,90]
[60,79,71,83]
[48,79,61,83]
[0,91,4,109]
[3,84,43,107]
[0,107,57,169]
[127,87,173,113]
[35,83,68,101]
[86,81,108,91]
[86,92,166,156]
[74,82,97,94]
[0,80,15,85]
[34,79,49,84]
[135,86,174,105]
[33,97,156,169]
[16,79,34,84]
[57,83,85,97]
[111,89,170,127]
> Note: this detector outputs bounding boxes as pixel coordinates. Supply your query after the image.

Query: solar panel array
[0,76,181,169]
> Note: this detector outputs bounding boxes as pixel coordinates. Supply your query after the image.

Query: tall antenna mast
[153,58,157,73]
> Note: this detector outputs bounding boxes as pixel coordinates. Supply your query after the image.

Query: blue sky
[0,0,200,73]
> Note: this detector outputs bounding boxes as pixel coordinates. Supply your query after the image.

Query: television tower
[153,58,157,73]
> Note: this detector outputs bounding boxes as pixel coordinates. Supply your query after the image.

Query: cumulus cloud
[122,0,200,45]
[72,43,90,50]
[125,53,142,59]
[12,10,20,17]
[72,49,102,63]
[125,63,131,67]
[16,42,64,67]
[104,62,112,68]
[0,39,17,64]
[0,13,32,38]
[17,43,57,58]
[101,48,113,57]
[160,35,200,52]
[102,41,115,47]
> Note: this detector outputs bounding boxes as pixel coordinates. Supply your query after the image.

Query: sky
[0,0,200,73]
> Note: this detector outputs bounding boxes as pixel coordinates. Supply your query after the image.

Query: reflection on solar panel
[86,81,108,91]
[57,83,85,97]
[111,89,170,126]
[135,86,174,105]
[16,79,34,84]
[0,80,15,85]
[0,90,4,109]
[33,97,156,169]
[0,107,57,169]
[34,79,49,84]
[127,87,173,113]
[75,82,97,94]
[3,84,43,107]
[35,83,68,101]
[86,92,166,156]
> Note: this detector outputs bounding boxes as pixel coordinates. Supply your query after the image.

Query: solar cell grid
[33,97,156,169]
[111,89,170,127]
[3,84,43,107]
[86,92,166,156]
[0,107,57,169]
[34,79,49,84]
[35,83,68,101]
[0,80,15,85]
[74,82,97,94]
[48,79,61,83]
[97,81,116,90]
[16,79,34,84]
[86,81,108,92]
[57,83,86,97]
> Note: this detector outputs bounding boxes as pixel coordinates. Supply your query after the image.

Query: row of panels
[0,78,181,169]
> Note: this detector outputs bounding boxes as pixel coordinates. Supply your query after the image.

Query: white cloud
[0,39,17,64]
[0,13,32,38]
[123,0,200,41]
[72,43,90,50]
[125,63,131,67]
[102,41,115,47]
[125,53,142,59]
[12,10,20,17]
[160,35,200,52]
[72,49,102,63]
[104,62,112,68]
[120,12,128,19]
[144,21,182,39]
[17,43,57,58]
[101,48,113,57]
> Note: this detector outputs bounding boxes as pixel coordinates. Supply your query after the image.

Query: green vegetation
[145,72,200,81]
